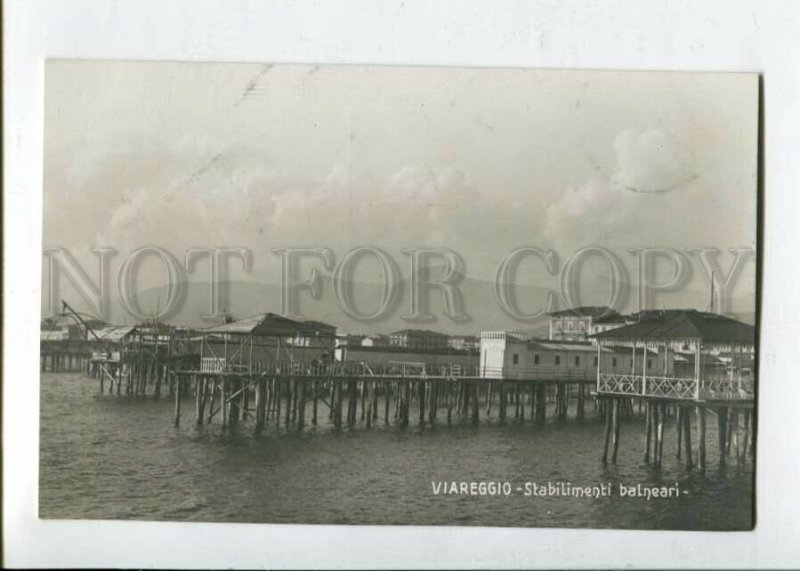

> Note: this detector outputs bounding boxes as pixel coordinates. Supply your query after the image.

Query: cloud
[545,128,702,253]
[49,125,493,281]
[611,128,697,194]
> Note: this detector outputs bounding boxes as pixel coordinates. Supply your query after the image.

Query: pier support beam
[717,406,728,466]
[682,405,693,468]
[611,398,620,463]
[173,376,182,427]
[418,380,425,427]
[644,402,653,463]
[195,376,204,426]
[696,405,706,471]
[471,383,479,426]
[602,399,612,464]
[498,382,507,424]
[255,377,266,434]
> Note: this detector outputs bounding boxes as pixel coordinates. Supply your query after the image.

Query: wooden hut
[92,325,137,363]
[199,313,336,373]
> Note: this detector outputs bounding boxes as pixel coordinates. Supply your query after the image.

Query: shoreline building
[389,329,449,351]
[335,344,478,376]
[362,333,390,348]
[548,306,626,341]
[478,331,667,381]
[447,334,479,352]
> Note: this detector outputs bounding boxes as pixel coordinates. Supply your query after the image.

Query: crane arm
[61,301,103,342]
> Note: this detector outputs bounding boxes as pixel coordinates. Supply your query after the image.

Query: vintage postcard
[40,61,758,530]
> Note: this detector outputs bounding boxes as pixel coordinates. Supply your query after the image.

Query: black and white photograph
[6,1,800,568]
[39,61,757,530]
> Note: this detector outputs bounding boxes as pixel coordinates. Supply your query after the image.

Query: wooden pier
[171,361,598,431]
[40,339,93,373]
[44,308,757,474]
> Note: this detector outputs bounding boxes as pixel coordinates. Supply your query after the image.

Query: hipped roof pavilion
[590,309,755,350]
[202,313,336,339]
[94,325,138,343]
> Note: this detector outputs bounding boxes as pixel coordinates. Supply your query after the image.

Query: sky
[42,61,758,326]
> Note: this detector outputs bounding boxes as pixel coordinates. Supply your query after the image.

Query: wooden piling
[537,384,547,421]
[718,406,728,465]
[741,409,751,463]
[333,379,342,429]
[696,405,706,471]
[418,380,425,427]
[255,376,265,434]
[195,376,204,425]
[682,405,693,468]
[498,382,507,424]
[173,375,182,427]
[611,398,620,463]
[221,377,228,431]
[529,383,535,419]
[400,381,410,427]
[384,381,391,424]
[602,399,612,464]
[207,379,217,424]
[360,380,367,422]
[446,382,453,425]
[644,401,652,462]
[657,403,666,466]
[297,380,307,430]
[731,408,740,464]
[559,382,568,419]
[428,381,436,424]
[471,383,479,426]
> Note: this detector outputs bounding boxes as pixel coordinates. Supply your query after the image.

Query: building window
[593,356,598,366]
[566,322,573,331]
[575,356,580,366]
[612,357,617,367]
[555,355,561,366]
[534,354,540,365]
[513,354,519,365]
[647,359,652,369]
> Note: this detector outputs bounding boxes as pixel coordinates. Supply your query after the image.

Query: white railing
[702,376,755,400]
[479,365,596,381]
[597,373,754,401]
[597,373,643,395]
[201,357,227,372]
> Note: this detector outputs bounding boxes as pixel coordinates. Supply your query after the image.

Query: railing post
[694,342,701,400]
[642,343,647,396]
[596,343,601,393]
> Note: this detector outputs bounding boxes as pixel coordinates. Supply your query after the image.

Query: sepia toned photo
[39,61,758,530]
